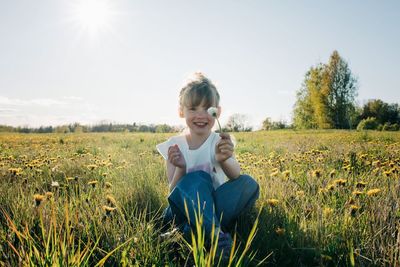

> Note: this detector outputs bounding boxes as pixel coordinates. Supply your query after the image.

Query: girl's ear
[179,107,184,118]
[217,106,222,118]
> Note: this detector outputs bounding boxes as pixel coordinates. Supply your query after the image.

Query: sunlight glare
[71,0,115,36]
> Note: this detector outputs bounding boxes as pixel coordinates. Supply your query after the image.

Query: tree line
[0,122,182,134]
[290,50,399,131]
[1,51,398,133]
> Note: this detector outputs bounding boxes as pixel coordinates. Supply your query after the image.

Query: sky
[0,0,399,129]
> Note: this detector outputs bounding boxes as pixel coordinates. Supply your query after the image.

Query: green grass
[1,130,399,266]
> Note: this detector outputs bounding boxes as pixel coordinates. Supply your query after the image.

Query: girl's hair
[179,72,220,108]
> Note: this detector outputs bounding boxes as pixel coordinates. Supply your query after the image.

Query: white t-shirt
[156,132,227,189]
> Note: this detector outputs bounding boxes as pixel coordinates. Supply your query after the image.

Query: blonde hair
[179,72,220,108]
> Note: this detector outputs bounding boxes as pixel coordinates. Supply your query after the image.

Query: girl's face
[180,104,220,137]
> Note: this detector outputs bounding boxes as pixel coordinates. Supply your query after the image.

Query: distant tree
[224,114,252,132]
[359,99,400,125]
[293,50,357,129]
[155,124,173,133]
[325,51,358,128]
[262,117,273,130]
[262,117,288,130]
[293,71,318,129]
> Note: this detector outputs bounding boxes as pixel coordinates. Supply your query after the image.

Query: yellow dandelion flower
[45,192,53,199]
[296,190,305,197]
[282,170,290,178]
[105,182,112,189]
[352,190,364,196]
[333,179,347,187]
[87,164,98,170]
[106,195,116,205]
[318,188,328,194]
[266,198,279,207]
[34,194,45,206]
[383,171,391,177]
[312,169,322,178]
[88,180,98,187]
[367,188,381,196]
[326,184,335,191]
[102,205,117,216]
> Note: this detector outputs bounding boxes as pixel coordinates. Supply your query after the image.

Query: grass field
[1,130,399,266]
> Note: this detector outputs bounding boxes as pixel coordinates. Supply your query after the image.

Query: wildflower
[333,179,347,187]
[207,107,222,132]
[356,181,367,189]
[106,195,116,206]
[326,184,335,191]
[319,188,328,194]
[329,169,336,178]
[282,170,290,178]
[312,169,322,178]
[34,194,45,206]
[102,172,108,178]
[275,227,285,236]
[51,181,60,188]
[383,171,391,177]
[45,192,53,199]
[367,188,381,196]
[352,190,364,196]
[270,169,279,177]
[296,190,305,198]
[87,164,97,170]
[88,180,98,187]
[266,198,279,207]
[102,205,117,216]
[105,182,112,189]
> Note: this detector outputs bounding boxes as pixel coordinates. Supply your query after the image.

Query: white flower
[207,107,222,132]
[51,181,60,188]
[207,107,218,118]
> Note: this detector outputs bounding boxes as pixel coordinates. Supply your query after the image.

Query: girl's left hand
[215,133,234,163]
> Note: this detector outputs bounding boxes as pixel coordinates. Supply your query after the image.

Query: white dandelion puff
[207,107,222,132]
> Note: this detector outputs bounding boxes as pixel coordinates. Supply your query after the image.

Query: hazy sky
[0,0,399,128]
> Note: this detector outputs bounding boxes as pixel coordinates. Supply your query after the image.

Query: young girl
[156,72,259,256]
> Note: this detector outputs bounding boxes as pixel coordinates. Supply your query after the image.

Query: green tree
[325,51,358,128]
[293,51,357,129]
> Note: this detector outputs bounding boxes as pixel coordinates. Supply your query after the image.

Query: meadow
[0,130,399,266]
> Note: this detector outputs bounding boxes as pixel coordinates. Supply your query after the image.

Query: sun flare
[70,0,115,36]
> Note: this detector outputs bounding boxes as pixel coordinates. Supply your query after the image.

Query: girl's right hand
[168,144,186,169]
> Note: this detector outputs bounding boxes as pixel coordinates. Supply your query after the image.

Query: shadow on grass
[235,206,326,267]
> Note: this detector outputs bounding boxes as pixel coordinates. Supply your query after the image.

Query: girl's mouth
[194,122,208,127]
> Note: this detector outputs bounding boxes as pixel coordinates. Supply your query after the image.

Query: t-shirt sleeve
[156,138,174,160]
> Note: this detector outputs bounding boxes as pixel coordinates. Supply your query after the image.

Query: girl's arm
[220,156,241,179]
[167,144,186,191]
[215,133,241,179]
[167,160,186,191]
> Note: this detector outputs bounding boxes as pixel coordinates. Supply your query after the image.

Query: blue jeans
[164,171,259,235]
